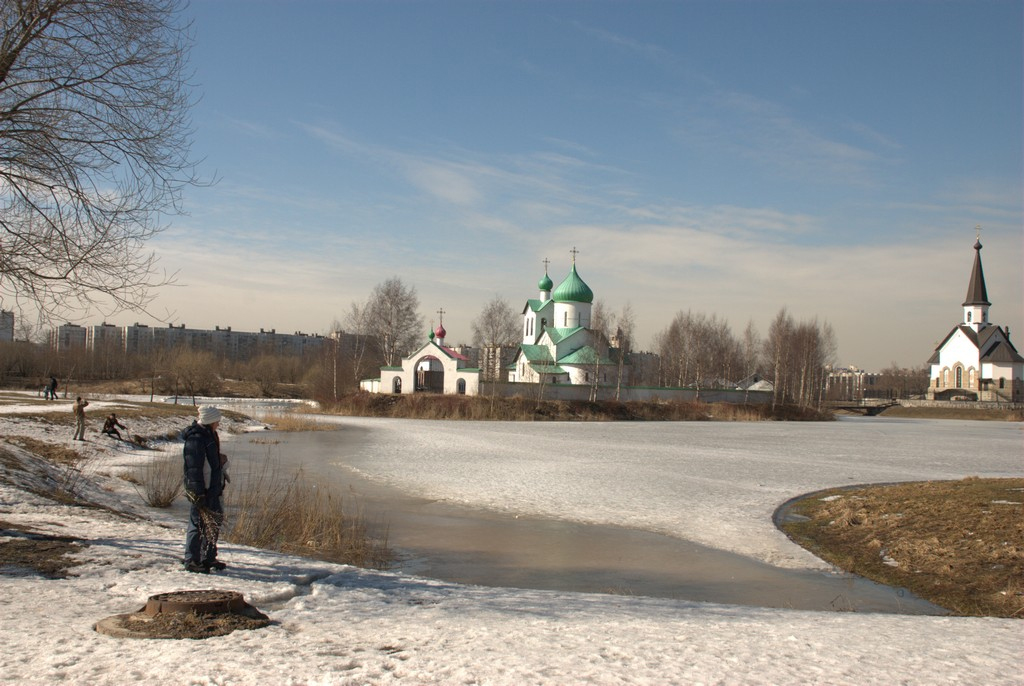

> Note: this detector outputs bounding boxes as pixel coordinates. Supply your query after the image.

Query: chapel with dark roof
[925,230,1023,402]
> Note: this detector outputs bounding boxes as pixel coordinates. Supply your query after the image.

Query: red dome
[434,324,447,339]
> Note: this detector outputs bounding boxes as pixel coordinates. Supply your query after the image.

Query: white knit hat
[197,405,222,425]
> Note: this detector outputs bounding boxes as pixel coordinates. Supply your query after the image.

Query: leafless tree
[366,277,423,367]
[471,295,519,347]
[655,310,740,391]
[613,302,635,400]
[764,308,793,406]
[873,363,929,399]
[172,348,219,403]
[0,0,200,321]
[741,319,761,379]
[762,308,836,408]
[341,304,377,384]
[471,295,519,384]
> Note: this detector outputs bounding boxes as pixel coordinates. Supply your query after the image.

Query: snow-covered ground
[1,393,1021,685]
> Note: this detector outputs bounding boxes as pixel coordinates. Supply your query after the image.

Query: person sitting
[102,413,127,440]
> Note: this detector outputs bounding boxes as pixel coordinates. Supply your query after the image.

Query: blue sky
[142,0,1022,371]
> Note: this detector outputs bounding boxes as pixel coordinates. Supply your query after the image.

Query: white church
[925,234,1023,402]
[362,252,620,396]
[507,254,617,385]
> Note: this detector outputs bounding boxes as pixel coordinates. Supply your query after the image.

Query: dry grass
[133,456,183,508]
[0,520,81,578]
[781,477,1024,617]
[225,459,392,570]
[324,393,830,422]
[2,435,94,504]
[117,609,271,639]
[262,412,339,432]
[880,405,1024,421]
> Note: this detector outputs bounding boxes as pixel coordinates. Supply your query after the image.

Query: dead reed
[262,411,339,432]
[323,393,829,422]
[223,458,391,570]
[134,455,183,508]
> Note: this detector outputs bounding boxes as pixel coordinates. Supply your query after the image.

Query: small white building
[926,236,1023,402]
[364,323,481,396]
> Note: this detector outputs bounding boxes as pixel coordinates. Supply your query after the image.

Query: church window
[393,377,402,393]
[969,369,975,387]
[564,312,568,327]
[1000,377,1005,389]
[942,369,948,386]
[955,367,963,388]
[457,379,466,395]
[967,312,972,322]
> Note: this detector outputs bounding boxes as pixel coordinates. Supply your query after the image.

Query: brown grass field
[781,478,1024,617]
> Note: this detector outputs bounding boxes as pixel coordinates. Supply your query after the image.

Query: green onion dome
[538,272,554,291]
[552,263,594,304]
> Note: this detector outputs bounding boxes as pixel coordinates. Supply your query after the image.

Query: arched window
[968,369,975,387]
[457,379,466,395]
[393,377,402,393]
[967,311,972,322]
[955,367,963,388]
[999,377,1005,389]
[942,369,948,386]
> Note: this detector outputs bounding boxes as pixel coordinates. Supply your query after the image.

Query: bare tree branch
[0,0,201,322]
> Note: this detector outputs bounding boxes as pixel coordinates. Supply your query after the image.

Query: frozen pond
[229,415,1022,613]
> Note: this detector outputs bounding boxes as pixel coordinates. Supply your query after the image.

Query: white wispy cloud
[675,89,888,186]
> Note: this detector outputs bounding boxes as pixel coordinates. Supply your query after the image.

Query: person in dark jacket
[102,413,127,439]
[182,405,227,573]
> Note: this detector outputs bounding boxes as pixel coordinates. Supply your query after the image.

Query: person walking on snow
[182,405,228,573]
[72,397,89,440]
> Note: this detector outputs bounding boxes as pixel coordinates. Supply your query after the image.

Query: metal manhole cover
[145,589,245,616]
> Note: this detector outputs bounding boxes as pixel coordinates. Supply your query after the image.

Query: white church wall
[936,330,982,369]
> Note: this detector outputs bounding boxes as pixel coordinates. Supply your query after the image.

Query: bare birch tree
[366,277,422,367]
[0,0,200,320]
[613,302,635,400]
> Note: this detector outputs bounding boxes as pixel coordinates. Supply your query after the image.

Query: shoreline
[234,426,946,614]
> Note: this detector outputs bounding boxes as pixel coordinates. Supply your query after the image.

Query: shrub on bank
[224,459,392,570]
[323,393,831,422]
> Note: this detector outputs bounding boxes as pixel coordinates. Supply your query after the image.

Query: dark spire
[962,238,990,307]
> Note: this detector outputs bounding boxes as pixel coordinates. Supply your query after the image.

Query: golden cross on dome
[436,307,445,324]
[542,257,550,273]
[570,246,579,264]
[975,224,981,240]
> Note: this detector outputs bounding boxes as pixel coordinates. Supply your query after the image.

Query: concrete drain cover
[95,590,270,640]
